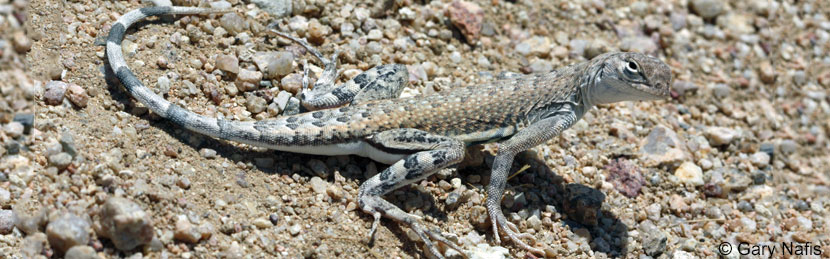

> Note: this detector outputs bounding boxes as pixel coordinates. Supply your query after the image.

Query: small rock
[22,233,48,257]
[289,224,301,236]
[97,197,154,250]
[245,95,267,114]
[219,12,246,35]
[199,148,217,159]
[620,36,658,55]
[274,91,291,111]
[705,127,737,146]
[0,210,14,234]
[0,188,10,206]
[12,31,32,53]
[49,152,73,169]
[3,122,24,138]
[639,125,689,166]
[641,222,667,256]
[759,61,776,84]
[44,81,68,105]
[604,158,645,197]
[690,0,723,19]
[60,131,78,157]
[447,0,484,43]
[750,152,770,167]
[13,113,34,134]
[174,216,202,243]
[280,73,303,94]
[309,177,327,194]
[326,185,344,200]
[674,162,704,186]
[252,0,292,18]
[252,218,273,229]
[469,243,510,258]
[64,246,98,259]
[307,159,329,178]
[46,214,91,254]
[215,55,239,74]
[65,83,89,108]
[253,51,293,79]
[237,69,262,87]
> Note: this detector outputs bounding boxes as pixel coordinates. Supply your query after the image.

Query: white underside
[264,140,407,164]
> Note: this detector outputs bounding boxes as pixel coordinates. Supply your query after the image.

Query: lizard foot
[490,208,546,256]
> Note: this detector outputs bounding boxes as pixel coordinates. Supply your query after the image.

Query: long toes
[426,229,466,258]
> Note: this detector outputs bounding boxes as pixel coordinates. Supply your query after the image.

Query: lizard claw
[490,208,546,256]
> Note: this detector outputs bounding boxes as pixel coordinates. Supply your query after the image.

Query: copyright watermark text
[717,242,822,256]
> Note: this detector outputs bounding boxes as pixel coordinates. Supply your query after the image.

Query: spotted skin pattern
[106,6,672,258]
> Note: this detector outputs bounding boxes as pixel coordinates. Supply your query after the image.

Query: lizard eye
[626,61,638,72]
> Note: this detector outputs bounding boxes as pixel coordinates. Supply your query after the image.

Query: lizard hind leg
[358,129,467,258]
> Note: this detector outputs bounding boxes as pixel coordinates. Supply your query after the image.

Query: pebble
[0,210,14,234]
[309,177,327,194]
[236,69,262,92]
[253,51,293,79]
[199,148,217,159]
[712,84,731,99]
[326,185,344,200]
[690,0,723,19]
[674,162,704,186]
[13,113,34,134]
[215,54,239,74]
[759,61,776,84]
[604,159,645,197]
[219,12,246,35]
[65,83,88,108]
[447,0,484,42]
[245,94,267,114]
[156,76,171,95]
[280,73,303,94]
[620,36,658,55]
[0,187,9,206]
[174,216,202,243]
[273,91,291,111]
[749,152,770,166]
[252,218,273,229]
[252,0,292,18]
[22,233,48,257]
[49,152,73,169]
[46,214,91,254]
[639,125,689,166]
[97,197,154,250]
[44,80,68,105]
[12,31,31,53]
[705,127,737,146]
[64,246,98,259]
[60,131,78,157]
[4,121,24,138]
[289,224,302,236]
[640,222,667,256]
[307,159,329,178]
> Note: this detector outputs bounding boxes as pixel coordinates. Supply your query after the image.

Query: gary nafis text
[718,241,822,256]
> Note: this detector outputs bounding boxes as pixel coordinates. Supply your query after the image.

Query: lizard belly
[266,141,407,165]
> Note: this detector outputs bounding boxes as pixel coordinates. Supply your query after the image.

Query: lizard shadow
[455,151,630,257]
[104,48,453,259]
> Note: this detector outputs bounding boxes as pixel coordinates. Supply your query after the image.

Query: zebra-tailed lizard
[105,6,672,258]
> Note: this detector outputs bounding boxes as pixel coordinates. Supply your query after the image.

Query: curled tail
[106,6,250,140]
[105,6,369,149]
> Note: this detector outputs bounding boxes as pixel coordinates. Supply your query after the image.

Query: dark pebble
[737,201,753,212]
[12,113,34,134]
[269,213,279,225]
[5,141,20,155]
[752,171,767,185]
[794,200,810,211]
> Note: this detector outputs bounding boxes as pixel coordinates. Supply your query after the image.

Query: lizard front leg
[269,28,408,109]
[358,129,467,258]
[487,112,578,256]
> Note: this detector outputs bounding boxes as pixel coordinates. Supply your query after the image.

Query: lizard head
[583,52,672,105]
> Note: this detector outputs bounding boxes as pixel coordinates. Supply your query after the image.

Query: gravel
[15,0,830,258]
